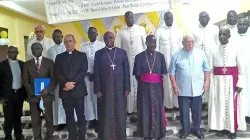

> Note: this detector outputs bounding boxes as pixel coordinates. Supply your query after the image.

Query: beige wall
[0,7,82,61]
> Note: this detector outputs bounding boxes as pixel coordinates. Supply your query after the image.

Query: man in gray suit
[23,42,56,140]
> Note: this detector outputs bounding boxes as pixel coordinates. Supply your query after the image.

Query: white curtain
[80,20,91,42]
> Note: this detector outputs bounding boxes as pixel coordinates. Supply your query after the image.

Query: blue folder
[34,78,51,96]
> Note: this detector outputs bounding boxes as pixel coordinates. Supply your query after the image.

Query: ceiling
[0,0,48,23]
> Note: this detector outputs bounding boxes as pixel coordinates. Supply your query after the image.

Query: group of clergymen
[0,10,250,140]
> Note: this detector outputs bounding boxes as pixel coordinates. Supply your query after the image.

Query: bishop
[94,31,130,140]
[208,28,246,139]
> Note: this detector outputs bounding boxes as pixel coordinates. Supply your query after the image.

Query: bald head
[237,18,249,34]
[219,28,231,45]
[34,24,45,41]
[227,10,238,25]
[104,31,115,48]
[164,12,173,26]
[199,11,210,27]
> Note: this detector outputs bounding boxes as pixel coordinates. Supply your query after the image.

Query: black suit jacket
[55,49,88,98]
[22,57,56,102]
[0,59,27,101]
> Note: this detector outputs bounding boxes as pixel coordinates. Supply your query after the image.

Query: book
[34,78,51,96]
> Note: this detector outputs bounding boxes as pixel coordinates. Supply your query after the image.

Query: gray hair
[182,33,194,42]
[34,24,45,31]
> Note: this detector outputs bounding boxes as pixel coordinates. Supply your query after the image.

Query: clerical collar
[146,50,154,55]
[106,46,115,50]
[67,49,75,54]
[220,44,227,48]
[8,59,18,63]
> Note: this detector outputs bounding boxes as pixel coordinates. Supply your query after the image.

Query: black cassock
[93,47,130,140]
[133,51,167,139]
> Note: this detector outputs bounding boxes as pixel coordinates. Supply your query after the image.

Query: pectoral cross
[200,42,205,49]
[111,63,116,70]
[150,70,152,75]
[222,67,227,74]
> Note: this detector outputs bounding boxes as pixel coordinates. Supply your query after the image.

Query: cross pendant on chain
[111,63,116,70]
[222,67,227,74]
[200,42,205,48]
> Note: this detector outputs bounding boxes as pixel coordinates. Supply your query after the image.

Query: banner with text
[44,0,170,24]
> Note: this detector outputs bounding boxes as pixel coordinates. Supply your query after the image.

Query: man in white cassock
[26,24,54,60]
[192,11,219,103]
[80,27,105,129]
[235,18,250,123]
[155,11,183,109]
[115,11,147,113]
[208,28,246,139]
[224,10,239,37]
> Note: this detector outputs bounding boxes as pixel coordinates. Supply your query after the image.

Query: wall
[0,7,82,61]
[0,7,53,61]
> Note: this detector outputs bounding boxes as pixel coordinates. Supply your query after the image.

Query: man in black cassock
[93,31,130,140]
[133,35,167,140]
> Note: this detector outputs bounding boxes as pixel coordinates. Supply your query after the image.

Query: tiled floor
[0,108,250,140]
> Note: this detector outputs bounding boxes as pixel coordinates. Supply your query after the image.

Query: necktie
[35,57,40,76]
[35,57,44,111]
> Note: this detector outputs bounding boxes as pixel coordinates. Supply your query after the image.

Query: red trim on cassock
[214,66,239,130]
[140,73,167,127]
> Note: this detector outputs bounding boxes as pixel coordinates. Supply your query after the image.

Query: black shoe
[246,117,250,124]
[56,124,66,131]
[15,134,24,140]
[129,116,137,123]
[228,132,237,139]
[216,130,228,137]
[180,131,191,139]
[192,131,204,139]
[88,120,98,129]
[4,135,12,140]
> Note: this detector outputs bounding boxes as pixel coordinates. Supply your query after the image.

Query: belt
[12,89,21,93]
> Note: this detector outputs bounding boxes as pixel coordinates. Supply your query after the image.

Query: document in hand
[34,78,51,96]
